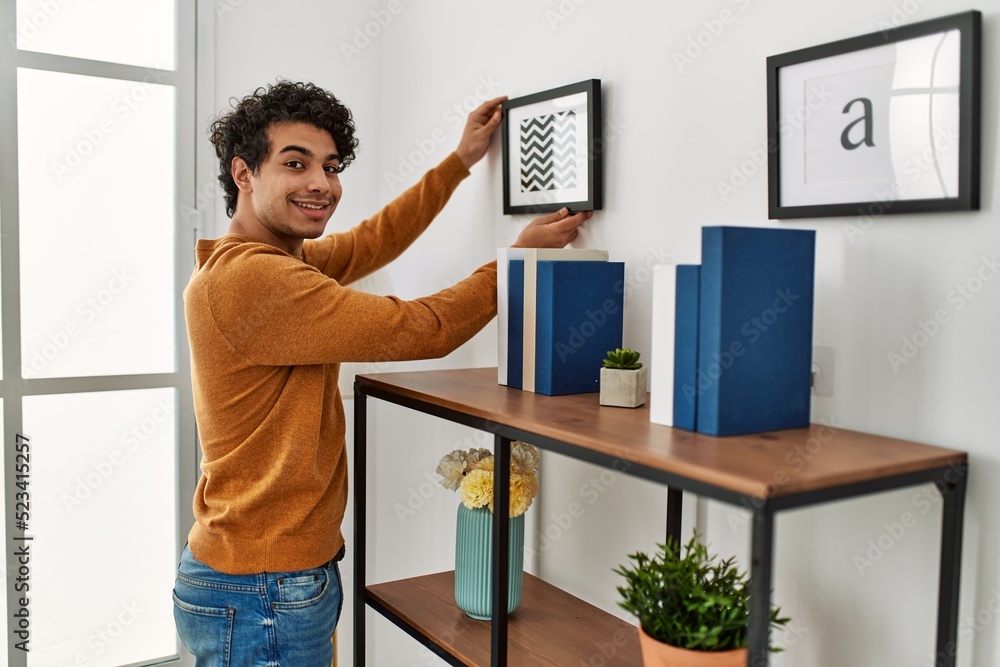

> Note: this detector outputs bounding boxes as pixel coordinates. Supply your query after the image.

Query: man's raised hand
[455,96,507,169]
[511,208,592,249]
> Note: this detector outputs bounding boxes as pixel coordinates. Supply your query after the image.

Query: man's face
[238,121,343,245]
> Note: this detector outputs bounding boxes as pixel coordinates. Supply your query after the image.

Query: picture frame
[767,10,980,220]
[502,79,603,215]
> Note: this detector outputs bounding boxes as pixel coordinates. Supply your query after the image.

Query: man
[173,80,588,666]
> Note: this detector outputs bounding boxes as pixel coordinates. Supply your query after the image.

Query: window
[1,2,197,665]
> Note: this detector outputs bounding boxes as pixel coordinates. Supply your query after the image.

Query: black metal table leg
[934,463,968,667]
[666,487,683,544]
[748,503,774,667]
[491,436,511,666]
[353,391,368,666]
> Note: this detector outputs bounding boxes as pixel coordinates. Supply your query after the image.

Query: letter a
[841,98,875,150]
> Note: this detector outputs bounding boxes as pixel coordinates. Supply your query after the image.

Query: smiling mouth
[292,201,329,210]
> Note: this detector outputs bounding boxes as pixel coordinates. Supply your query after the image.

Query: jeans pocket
[173,590,235,667]
[274,569,329,608]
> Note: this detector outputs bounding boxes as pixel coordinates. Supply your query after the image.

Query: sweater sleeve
[206,244,497,366]
[301,152,470,286]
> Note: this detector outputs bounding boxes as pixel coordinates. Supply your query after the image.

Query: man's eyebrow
[277,145,341,161]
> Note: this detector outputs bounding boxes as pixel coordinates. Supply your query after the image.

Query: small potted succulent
[614,533,790,666]
[600,347,648,408]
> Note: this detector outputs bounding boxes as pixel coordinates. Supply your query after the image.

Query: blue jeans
[173,544,344,667]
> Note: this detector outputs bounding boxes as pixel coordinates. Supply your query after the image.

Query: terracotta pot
[637,626,748,667]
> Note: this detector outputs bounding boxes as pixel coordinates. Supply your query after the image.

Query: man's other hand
[456,96,507,169]
[511,208,591,249]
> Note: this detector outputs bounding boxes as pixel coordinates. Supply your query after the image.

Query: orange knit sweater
[184,153,497,574]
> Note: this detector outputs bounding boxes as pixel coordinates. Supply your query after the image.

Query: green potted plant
[614,533,790,666]
[600,347,648,408]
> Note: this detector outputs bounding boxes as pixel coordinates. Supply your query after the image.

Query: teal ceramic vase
[454,503,524,620]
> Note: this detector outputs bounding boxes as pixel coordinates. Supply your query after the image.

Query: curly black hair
[209,80,359,218]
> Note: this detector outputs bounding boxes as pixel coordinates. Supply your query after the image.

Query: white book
[649,264,677,426]
[520,248,609,393]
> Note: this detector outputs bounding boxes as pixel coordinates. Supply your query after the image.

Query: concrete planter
[599,366,648,408]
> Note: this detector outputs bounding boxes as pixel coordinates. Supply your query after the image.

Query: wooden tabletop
[355,367,967,500]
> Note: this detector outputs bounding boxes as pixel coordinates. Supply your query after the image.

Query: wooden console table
[353,367,968,666]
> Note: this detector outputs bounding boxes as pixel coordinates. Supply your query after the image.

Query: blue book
[507,259,525,389]
[672,265,700,431]
[696,227,815,437]
[534,261,625,396]
[497,248,527,385]
[520,249,610,392]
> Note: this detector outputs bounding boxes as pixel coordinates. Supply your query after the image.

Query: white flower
[436,451,468,491]
[465,447,492,468]
[511,442,540,474]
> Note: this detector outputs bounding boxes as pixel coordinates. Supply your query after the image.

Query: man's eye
[285,161,304,169]
[326,164,344,174]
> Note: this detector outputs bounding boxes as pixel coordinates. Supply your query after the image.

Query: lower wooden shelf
[367,571,642,666]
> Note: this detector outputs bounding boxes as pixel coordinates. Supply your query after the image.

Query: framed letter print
[767,11,980,219]
[502,79,603,215]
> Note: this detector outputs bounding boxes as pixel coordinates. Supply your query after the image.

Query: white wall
[211,1,1000,665]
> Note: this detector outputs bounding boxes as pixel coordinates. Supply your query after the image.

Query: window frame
[0,1,200,665]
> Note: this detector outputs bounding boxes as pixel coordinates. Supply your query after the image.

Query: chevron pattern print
[519,110,578,193]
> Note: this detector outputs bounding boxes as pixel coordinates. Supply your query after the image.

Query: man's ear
[231,156,253,193]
